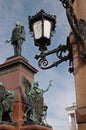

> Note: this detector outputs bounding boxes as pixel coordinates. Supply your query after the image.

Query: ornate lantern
[29,10,56,51]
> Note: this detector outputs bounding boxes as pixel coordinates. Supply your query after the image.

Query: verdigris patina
[21,76,52,127]
[6,22,26,56]
[0,83,15,124]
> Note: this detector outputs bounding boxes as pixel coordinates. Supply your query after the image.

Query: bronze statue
[0,84,15,124]
[6,22,26,56]
[21,76,52,127]
[21,76,38,124]
[30,81,52,125]
[21,76,33,123]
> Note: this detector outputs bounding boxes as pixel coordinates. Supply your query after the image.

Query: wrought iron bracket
[35,36,74,73]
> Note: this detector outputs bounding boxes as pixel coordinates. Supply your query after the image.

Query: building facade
[66,103,78,130]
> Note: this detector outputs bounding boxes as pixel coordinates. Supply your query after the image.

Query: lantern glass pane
[33,20,42,39]
[44,20,51,38]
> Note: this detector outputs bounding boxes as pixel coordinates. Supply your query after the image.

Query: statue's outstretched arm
[43,80,53,93]
[5,39,12,43]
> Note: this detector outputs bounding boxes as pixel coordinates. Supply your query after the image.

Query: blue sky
[0,0,76,130]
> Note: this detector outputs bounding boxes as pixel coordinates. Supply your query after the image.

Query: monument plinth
[0,124,52,130]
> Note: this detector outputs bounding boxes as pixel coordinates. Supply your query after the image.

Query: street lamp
[28,0,86,72]
[29,10,56,52]
[29,9,73,72]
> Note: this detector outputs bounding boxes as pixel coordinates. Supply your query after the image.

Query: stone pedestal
[0,124,52,130]
[0,56,37,89]
[0,56,52,130]
[21,125,52,130]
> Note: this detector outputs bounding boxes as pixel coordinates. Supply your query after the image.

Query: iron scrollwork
[60,0,86,60]
[35,37,74,73]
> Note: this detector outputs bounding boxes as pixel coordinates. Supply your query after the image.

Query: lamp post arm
[35,48,59,60]
[38,55,69,70]
[35,38,74,73]
[35,44,68,60]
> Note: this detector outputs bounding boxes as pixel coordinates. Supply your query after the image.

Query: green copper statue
[6,22,26,56]
[21,76,52,127]
[0,83,15,124]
